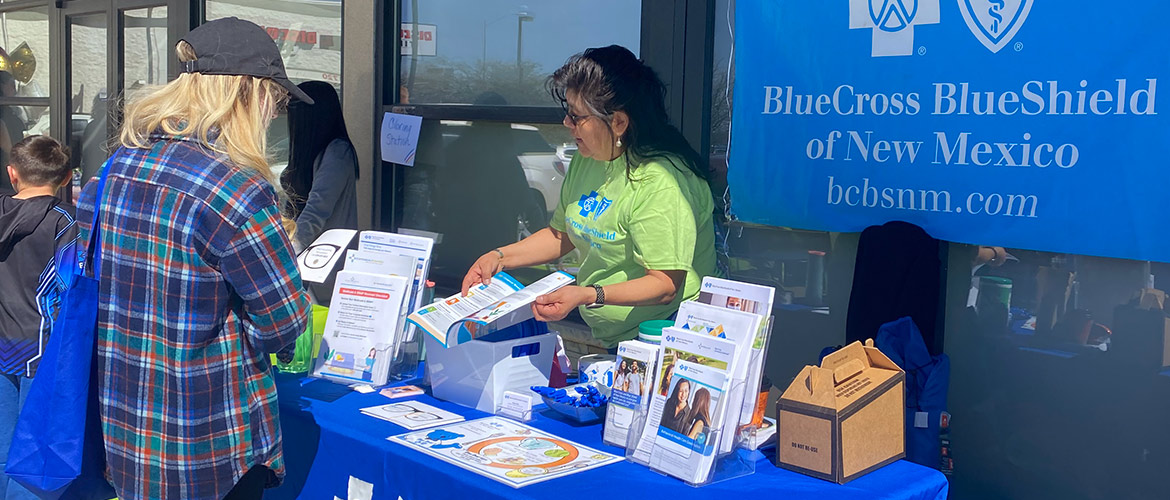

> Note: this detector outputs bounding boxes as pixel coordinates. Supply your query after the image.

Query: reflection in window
[399,0,641,106]
[206,0,343,171]
[0,9,49,134]
[401,119,575,286]
[949,245,1170,499]
[123,7,169,98]
[0,8,49,195]
[70,13,108,189]
[205,0,343,92]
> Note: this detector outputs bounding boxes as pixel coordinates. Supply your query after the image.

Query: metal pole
[146,8,154,85]
[516,16,523,84]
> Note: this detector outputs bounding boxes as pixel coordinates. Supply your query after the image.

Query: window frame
[376,0,717,233]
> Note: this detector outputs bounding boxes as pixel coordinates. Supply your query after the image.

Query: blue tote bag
[5,164,115,500]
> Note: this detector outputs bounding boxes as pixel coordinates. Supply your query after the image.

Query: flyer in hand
[407,271,574,347]
[390,416,623,488]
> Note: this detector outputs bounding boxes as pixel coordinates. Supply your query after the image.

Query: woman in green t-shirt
[461,45,716,348]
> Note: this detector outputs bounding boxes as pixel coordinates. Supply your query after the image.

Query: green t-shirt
[551,153,716,347]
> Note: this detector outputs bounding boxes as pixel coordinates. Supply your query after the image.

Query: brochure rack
[622,316,774,487]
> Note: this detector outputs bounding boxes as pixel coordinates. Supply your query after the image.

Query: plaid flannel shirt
[77,135,310,500]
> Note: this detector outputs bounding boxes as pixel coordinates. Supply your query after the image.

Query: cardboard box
[775,340,905,484]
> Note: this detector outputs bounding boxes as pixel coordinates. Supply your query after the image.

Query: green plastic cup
[274,304,329,373]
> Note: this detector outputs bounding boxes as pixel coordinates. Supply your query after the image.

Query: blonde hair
[119,41,289,185]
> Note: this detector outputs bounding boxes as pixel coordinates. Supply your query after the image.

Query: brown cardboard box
[775,340,905,484]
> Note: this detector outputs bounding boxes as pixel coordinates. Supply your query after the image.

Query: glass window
[401,119,577,285]
[205,0,344,173]
[205,0,343,93]
[399,0,642,106]
[123,7,169,98]
[0,7,49,195]
[0,8,50,134]
[946,245,1170,499]
[69,13,108,193]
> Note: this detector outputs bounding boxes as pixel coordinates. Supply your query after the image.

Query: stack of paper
[309,231,434,386]
[626,277,774,485]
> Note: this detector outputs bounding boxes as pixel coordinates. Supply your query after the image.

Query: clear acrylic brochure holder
[621,316,774,487]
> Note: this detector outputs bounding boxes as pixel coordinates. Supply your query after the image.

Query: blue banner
[729,1,1170,262]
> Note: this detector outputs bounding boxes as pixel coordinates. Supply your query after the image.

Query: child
[0,135,77,499]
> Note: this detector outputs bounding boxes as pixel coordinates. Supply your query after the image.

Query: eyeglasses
[379,403,442,422]
[560,99,591,127]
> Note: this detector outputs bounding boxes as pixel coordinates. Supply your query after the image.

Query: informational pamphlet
[360,401,464,430]
[389,416,623,488]
[673,301,763,455]
[698,277,776,442]
[631,328,736,463]
[603,340,660,448]
[312,271,409,384]
[648,361,730,484]
[355,231,434,348]
[297,229,357,283]
[407,271,575,347]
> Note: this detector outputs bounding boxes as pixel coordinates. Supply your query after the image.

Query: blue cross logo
[577,191,613,220]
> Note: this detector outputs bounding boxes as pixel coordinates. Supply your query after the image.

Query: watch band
[586,284,605,309]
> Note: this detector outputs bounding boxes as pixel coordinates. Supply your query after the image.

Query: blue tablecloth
[266,372,949,500]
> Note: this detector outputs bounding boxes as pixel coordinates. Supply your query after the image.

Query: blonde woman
[75,18,312,500]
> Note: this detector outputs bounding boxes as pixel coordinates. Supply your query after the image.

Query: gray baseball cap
[179,17,314,104]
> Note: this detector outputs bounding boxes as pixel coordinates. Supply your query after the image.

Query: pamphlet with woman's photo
[648,360,729,483]
[630,327,736,463]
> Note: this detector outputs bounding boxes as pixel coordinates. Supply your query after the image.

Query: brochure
[698,277,776,440]
[297,229,356,283]
[360,401,464,430]
[407,271,575,347]
[356,232,434,346]
[673,301,763,455]
[312,271,409,384]
[631,328,736,463]
[389,416,623,488]
[648,361,730,484]
[603,340,660,448]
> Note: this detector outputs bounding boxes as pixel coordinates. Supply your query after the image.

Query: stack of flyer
[620,277,773,485]
[310,231,434,386]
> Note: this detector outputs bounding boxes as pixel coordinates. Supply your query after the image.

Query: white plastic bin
[425,323,554,412]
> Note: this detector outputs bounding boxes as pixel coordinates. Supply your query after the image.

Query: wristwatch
[585,284,605,309]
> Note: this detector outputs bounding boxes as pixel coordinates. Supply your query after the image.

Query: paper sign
[400,23,437,57]
[380,112,423,166]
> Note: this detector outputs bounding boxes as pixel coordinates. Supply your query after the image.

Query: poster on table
[730,1,1170,262]
[390,417,623,488]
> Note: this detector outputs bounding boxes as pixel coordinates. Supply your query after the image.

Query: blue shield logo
[958,0,1033,53]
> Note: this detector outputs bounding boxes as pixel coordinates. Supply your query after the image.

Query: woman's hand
[532,285,594,322]
[461,251,504,296]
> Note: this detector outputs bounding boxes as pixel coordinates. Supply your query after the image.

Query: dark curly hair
[548,45,707,182]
